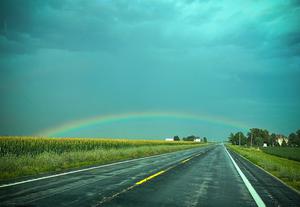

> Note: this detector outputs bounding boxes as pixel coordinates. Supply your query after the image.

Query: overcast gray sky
[0,0,299,140]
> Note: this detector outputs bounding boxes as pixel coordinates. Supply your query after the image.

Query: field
[227,145,300,191]
[262,147,300,162]
[0,136,204,181]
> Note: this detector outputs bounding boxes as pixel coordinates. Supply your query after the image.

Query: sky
[0,0,299,140]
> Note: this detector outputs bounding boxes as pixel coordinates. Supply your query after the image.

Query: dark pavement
[0,144,299,207]
[228,149,300,207]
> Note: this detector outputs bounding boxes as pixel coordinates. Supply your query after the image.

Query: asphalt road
[0,144,299,207]
[228,148,300,207]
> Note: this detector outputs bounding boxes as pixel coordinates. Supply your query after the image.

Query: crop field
[227,145,300,191]
[261,147,300,162]
[0,136,203,181]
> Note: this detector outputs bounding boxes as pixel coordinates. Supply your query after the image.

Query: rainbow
[36,111,250,137]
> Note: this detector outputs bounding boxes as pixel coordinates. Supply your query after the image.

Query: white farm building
[165,138,174,141]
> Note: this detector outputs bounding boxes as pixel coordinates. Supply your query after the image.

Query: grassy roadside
[0,136,207,181]
[262,147,300,162]
[227,144,300,191]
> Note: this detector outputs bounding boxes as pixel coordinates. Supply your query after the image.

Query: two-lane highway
[0,144,299,206]
[100,144,257,207]
[0,145,212,206]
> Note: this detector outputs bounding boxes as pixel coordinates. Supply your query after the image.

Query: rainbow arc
[36,111,249,137]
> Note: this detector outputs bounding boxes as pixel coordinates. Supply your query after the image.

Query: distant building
[165,138,174,141]
[194,138,201,142]
[276,136,288,146]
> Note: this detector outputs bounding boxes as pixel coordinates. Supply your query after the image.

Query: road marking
[0,148,200,188]
[232,150,300,195]
[181,157,192,163]
[96,150,209,206]
[136,152,200,185]
[225,147,266,207]
[136,170,165,185]
[96,185,136,205]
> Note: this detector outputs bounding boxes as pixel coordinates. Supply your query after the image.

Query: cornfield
[0,136,202,180]
[262,147,300,162]
[0,136,198,156]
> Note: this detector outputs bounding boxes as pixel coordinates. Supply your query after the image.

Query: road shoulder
[226,147,300,207]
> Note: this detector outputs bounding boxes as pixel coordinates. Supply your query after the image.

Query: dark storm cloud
[1,0,300,56]
[0,0,182,54]
[0,0,122,53]
[0,0,300,138]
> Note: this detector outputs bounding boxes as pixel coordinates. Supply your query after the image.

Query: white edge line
[231,147,300,195]
[0,147,200,188]
[224,146,266,207]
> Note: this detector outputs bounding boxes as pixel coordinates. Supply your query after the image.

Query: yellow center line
[97,152,206,206]
[181,157,192,164]
[135,153,202,185]
[135,170,166,185]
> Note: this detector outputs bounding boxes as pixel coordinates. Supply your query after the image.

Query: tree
[228,132,246,145]
[237,132,247,145]
[173,136,180,141]
[269,133,277,147]
[228,133,235,145]
[203,137,207,143]
[255,137,264,147]
[247,128,269,146]
[296,129,300,138]
[183,135,198,141]
[288,132,300,147]
[297,130,300,146]
[281,139,287,147]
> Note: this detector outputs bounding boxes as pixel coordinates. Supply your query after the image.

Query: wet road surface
[0,144,299,206]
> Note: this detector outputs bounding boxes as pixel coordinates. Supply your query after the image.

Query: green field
[0,136,204,181]
[227,145,300,191]
[262,147,300,162]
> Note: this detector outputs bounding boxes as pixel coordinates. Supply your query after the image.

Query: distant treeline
[228,128,300,147]
[173,135,208,142]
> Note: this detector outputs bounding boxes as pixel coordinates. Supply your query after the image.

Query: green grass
[227,144,300,191]
[261,147,300,162]
[0,136,205,181]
